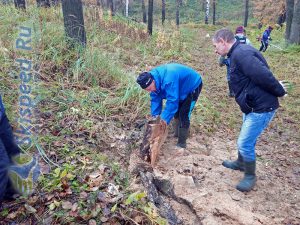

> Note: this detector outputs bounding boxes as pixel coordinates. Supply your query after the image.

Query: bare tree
[125,0,128,17]
[285,0,294,40]
[176,0,180,27]
[162,0,166,25]
[148,0,153,35]
[205,0,209,24]
[289,0,300,44]
[37,0,50,7]
[14,0,26,9]
[142,0,147,23]
[244,0,249,27]
[62,0,86,46]
[51,0,59,6]
[212,0,216,25]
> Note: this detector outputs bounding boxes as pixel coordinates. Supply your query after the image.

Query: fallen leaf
[62,201,73,210]
[72,203,78,212]
[80,191,88,199]
[24,204,37,213]
[89,219,97,225]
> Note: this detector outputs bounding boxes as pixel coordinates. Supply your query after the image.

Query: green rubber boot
[222,152,244,171]
[236,161,256,192]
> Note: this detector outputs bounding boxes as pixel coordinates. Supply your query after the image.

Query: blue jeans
[0,114,21,200]
[237,110,276,162]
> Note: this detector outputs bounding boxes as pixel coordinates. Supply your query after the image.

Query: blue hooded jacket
[149,63,202,124]
[262,28,272,43]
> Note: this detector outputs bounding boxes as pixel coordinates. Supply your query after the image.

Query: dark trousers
[174,82,202,128]
[259,41,268,52]
[0,113,21,201]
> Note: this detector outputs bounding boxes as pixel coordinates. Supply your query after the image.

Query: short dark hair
[213,28,235,43]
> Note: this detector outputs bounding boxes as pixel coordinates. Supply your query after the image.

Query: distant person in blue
[259,26,273,52]
[136,63,203,149]
[219,26,250,97]
[0,95,21,202]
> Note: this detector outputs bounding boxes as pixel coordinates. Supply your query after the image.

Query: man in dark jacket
[0,95,21,201]
[212,28,287,192]
[136,63,203,149]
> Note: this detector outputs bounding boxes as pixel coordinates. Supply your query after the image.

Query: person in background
[212,28,287,192]
[259,26,273,52]
[136,63,203,149]
[219,26,251,97]
[234,26,251,45]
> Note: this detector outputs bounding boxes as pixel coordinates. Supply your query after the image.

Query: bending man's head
[136,72,156,92]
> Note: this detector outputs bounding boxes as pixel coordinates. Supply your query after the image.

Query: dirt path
[152,131,299,225]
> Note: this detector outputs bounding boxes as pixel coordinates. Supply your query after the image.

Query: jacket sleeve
[150,92,162,116]
[160,81,180,124]
[237,52,286,97]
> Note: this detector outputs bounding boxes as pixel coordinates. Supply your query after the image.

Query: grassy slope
[0,3,299,224]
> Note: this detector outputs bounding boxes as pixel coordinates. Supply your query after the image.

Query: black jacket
[228,42,286,114]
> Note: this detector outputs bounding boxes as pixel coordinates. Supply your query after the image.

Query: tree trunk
[205,0,209,24]
[37,0,50,7]
[14,0,26,9]
[148,0,153,35]
[51,0,59,6]
[142,0,147,23]
[176,0,180,27]
[244,0,249,27]
[162,0,165,25]
[109,0,114,16]
[125,0,128,17]
[212,0,216,25]
[289,0,300,44]
[62,0,87,47]
[285,0,294,40]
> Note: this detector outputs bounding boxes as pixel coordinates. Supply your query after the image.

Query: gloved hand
[269,37,272,41]
[159,119,167,133]
[279,80,289,96]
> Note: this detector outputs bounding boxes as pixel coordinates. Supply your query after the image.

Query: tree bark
[142,0,147,23]
[162,0,165,25]
[176,0,180,27]
[62,0,87,47]
[205,0,209,24]
[289,0,300,44]
[148,0,153,35]
[285,0,294,40]
[37,0,50,7]
[244,0,249,27]
[51,0,59,6]
[212,0,216,25]
[109,0,114,16]
[14,0,25,9]
[125,0,128,17]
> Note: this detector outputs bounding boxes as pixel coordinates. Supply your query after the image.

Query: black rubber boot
[236,161,256,192]
[222,152,244,171]
[173,118,179,138]
[176,128,189,148]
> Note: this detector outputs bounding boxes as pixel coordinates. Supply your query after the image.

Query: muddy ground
[138,129,299,225]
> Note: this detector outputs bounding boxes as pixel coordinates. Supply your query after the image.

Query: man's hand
[279,80,290,97]
[160,119,167,133]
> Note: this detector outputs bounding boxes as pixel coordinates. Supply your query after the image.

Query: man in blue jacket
[0,95,21,202]
[136,63,203,149]
[212,28,287,192]
[259,26,273,52]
